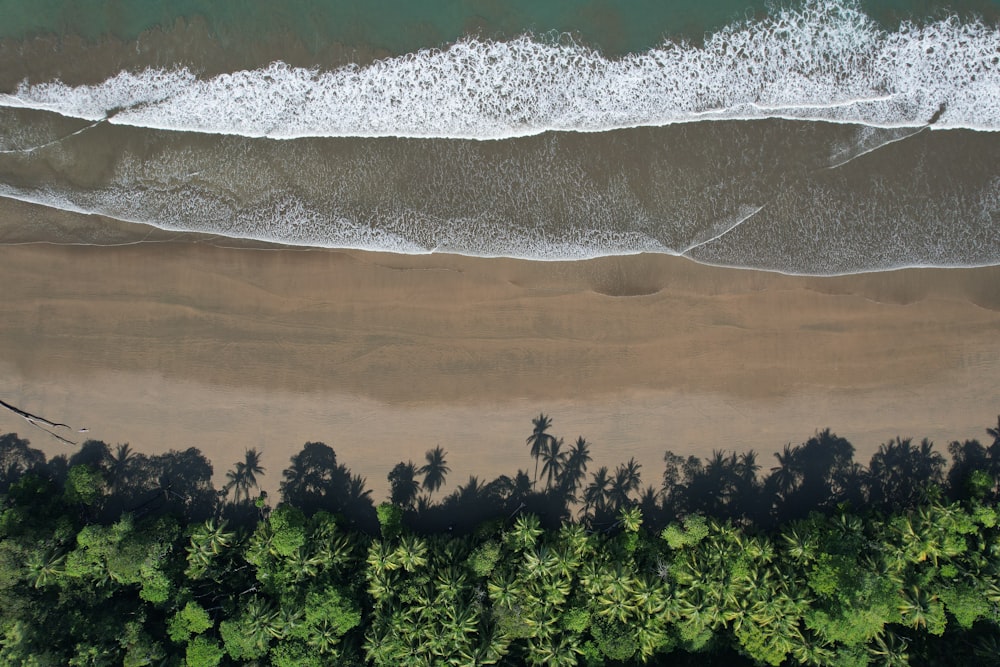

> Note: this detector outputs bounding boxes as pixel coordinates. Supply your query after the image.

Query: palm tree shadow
[0,432,47,494]
[660,430,864,528]
[29,439,225,523]
[279,441,377,533]
[657,424,979,530]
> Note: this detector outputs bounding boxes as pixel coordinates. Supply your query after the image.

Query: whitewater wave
[1,0,997,138]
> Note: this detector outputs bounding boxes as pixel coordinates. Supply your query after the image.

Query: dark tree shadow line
[384,413,1000,536]
[2,413,999,536]
[0,435,379,532]
[655,420,1000,530]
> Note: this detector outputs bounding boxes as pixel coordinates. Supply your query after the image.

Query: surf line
[679,205,766,256]
[0,94,170,155]
[0,398,79,445]
[824,103,947,172]
[0,118,105,155]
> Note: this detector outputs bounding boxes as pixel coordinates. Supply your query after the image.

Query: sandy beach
[2,198,998,499]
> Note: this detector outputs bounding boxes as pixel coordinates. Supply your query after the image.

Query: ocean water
[0,0,997,274]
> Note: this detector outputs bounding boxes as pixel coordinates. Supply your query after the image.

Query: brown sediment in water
[1,198,998,499]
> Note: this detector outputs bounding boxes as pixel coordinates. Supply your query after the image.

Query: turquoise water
[0,0,997,274]
[3,0,1000,52]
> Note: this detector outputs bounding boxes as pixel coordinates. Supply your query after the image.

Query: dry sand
[1,199,998,499]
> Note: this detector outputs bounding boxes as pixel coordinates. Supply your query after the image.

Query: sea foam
[1,0,998,138]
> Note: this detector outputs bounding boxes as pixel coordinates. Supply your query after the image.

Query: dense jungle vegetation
[2,414,1000,666]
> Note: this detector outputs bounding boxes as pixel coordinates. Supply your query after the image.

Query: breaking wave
[1,1,998,138]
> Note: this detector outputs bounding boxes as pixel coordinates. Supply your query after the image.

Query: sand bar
[2,199,998,499]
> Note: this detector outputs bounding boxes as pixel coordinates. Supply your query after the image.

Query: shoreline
[2,191,999,278]
[2,199,998,498]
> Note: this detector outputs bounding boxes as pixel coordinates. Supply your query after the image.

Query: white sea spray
[1,1,998,138]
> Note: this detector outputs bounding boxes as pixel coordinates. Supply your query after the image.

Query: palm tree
[435,566,469,601]
[868,631,909,667]
[286,546,324,582]
[394,535,429,572]
[241,596,283,651]
[557,523,592,558]
[527,634,581,667]
[594,564,639,622]
[311,520,355,569]
[25,547,66,588]
[539,437,566,491]
[526,414,555,486]
[470,626,510,665]
[898,585,943,631]
[509,513,543,550]
[305,619,342,655]
[619,506,643,532]
[186,518,235,578]
[366,540,400,578]
[487,572,521,610]
[635,620,670,662]
[781,524,818,565]
[419,446,450,496]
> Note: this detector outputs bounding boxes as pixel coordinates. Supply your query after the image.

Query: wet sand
[2,198,999,499]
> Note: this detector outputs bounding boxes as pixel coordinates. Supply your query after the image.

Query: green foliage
[270,639,324,667]
[619,506,643,532]
[139,568,171,603]
[0,621,57,666]
[734,622,790,666]
[268,505,307,557]
[185,519,235,579]
[219,617,268,661]
[591,617,638,661]
[375,502,402,540]
[291,585,361,650]
[808,553,857,598]
[966,469,993,499]
[561,607,591,633]
[168,602,213,643]
[64,465,102,506]
[805,568,899,644]
[940,584,991,628]
[4,420,1000,667]
[122,625,166,666]
[65,515,177,601]
[185,635,224,667]
[508,513,543,550]
[467,539,501,577]
[661,514,709,549]
[972,503,998,527]
[832,644,873,667]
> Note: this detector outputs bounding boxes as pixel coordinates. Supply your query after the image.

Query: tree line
[0,414,999,665]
